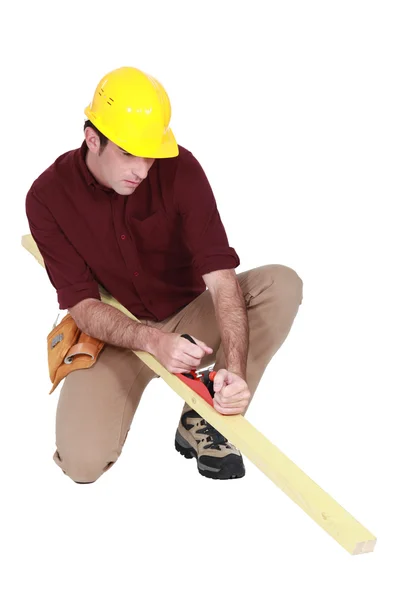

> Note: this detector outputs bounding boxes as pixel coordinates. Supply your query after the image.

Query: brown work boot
[175,403,245,480]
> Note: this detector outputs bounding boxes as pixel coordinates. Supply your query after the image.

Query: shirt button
[134,271,139,277]
[121,234,126,240]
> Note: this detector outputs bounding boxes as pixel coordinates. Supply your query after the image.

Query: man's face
[85,128,155,194]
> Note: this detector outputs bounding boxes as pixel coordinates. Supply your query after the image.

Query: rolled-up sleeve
[25,188,101,309]
[174,151,240,275]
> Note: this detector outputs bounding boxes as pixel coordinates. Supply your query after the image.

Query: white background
[1,0,399,598]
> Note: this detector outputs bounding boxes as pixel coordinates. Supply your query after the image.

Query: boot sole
[175,437,245,480]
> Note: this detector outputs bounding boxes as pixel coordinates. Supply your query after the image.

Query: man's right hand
[152,332,214,374]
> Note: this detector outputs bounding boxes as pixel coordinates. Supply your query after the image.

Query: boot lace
[197,420,230,450]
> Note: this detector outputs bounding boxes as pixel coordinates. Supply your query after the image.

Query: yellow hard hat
[84,66,178,158]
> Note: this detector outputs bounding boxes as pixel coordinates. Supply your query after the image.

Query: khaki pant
[53,264,303,483]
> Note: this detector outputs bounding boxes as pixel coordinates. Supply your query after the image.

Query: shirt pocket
[129,211,174,253]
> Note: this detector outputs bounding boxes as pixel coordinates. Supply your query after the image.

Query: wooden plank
[21,233,377,555]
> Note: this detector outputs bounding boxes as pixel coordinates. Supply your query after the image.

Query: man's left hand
[212,369,251,415]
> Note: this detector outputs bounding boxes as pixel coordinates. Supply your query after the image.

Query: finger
[171,360,199,373]
[214,402,249,414]
[181,342,204,359]
[181,342,212,361]
[181,352,201,368]
[213,369,229,391]
[218,382,247,398]
[216,382,250,401]
[213,399,246,415]
[214,392,249,409]
[190,336,214,354]
[181,337,212,357]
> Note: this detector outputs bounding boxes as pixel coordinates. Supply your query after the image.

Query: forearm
[68,298,161,354]
[212,278,249,378]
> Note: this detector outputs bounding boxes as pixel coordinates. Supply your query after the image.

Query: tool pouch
[47,313,105,394]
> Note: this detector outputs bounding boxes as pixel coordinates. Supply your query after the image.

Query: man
[26,66,303,484]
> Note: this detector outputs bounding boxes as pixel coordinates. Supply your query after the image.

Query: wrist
[227,367,247,380]
[141,325,163,355]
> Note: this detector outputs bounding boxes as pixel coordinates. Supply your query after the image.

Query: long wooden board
[21,233,376,555]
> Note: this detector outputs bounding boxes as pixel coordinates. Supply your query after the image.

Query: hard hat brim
[84,106,179,159]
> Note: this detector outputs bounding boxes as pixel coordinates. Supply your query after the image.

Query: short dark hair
[84,120,108,149]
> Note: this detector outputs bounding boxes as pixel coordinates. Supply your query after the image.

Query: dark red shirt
[25,142,240,321]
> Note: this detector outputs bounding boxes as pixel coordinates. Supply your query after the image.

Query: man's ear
[84,126,101,154]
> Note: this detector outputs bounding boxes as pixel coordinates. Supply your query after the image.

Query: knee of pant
[54,449,117,484]
[267,264,303,304]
